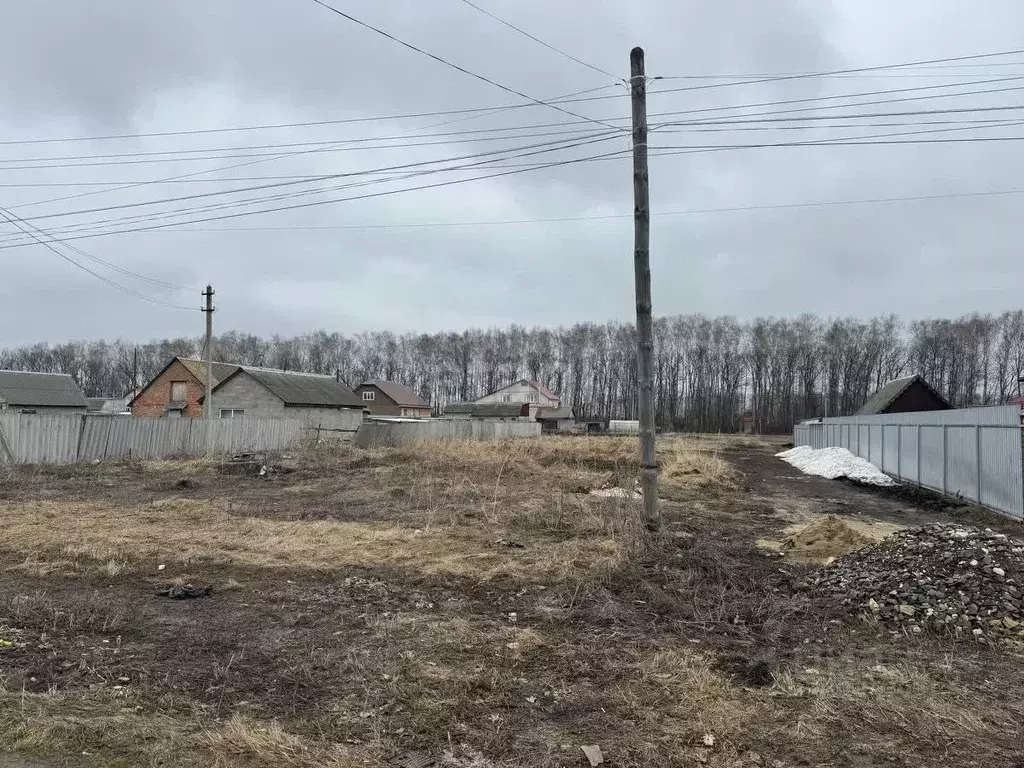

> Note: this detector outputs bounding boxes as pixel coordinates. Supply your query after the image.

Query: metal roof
[360,380,430,408]
[178,358,240,388]
[217,366,365,408]
[0,370,87,409]
[855,374,950,415]
[536,406,574,421]
[443,402,476,414]
[468,403,529,418]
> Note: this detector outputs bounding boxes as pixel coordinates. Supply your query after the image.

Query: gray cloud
[1,0,1022,347]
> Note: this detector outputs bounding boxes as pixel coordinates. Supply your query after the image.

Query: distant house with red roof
[475,379,560,419]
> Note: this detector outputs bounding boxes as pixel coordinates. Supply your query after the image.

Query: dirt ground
[1,435,1023,768]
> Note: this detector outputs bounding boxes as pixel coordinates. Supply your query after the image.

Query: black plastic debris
[158,585,213,599]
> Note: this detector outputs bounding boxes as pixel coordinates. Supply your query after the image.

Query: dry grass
[0,498,625,582]
[0,689,370,768]
[617,649,752,753]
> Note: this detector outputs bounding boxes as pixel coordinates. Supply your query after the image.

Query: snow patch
[776,445,896,487]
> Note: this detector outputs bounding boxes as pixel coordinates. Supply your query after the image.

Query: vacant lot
[0,435,1022,767]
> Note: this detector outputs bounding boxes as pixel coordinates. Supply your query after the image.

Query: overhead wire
[0,144,635,249]
[0,47,1021,149]
[10,113,1024,249]
[308,0,626,133]
[644,47,1024,93]
[10,129,622,226]
[453,0,619,81]
[0,206,196,309]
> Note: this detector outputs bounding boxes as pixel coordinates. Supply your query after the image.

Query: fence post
[942,424,948,493]
[917,424,922,484]
[975,425,982,504]
[881,425,886,471]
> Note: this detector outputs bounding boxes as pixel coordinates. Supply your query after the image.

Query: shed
[855,375,951,416]
[536,406,575,432]
[0,370,87,414]
[210,366,365,430]
[354,380,431,418]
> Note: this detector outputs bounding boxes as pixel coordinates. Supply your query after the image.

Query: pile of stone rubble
[811,523,1024,641]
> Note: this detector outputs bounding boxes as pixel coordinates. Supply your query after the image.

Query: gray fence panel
[353,419,541,448]
[945,425,978,502]
[0,414,308,465]
[980,426,1023,514]
[897,425,919,483]
[918,425,946,492]
[793,406,1022,517]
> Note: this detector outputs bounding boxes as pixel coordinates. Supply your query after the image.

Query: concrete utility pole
[631,46,659,529]
[201,285,215,418]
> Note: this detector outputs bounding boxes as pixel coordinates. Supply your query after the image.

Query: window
[527,393,539,403]
[170,381,188,402]
[501,394,512,402]
[362,390,375,401]
[219,408,245,419]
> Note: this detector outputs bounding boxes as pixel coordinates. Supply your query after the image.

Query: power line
[10,84,623,219]
[308,0,626,132]
[453,0,619,81]
[0,146,634,249]
[0,85,622,147]
[7,120,1024,249]
[5,186,1022,238]
[645,47,1024,93]
[1,48,1021,149]
[0,206,195,309]
[0,133,626,245]
[11,130,621,225]
[0,124,612,168]
[651,78,1024,129]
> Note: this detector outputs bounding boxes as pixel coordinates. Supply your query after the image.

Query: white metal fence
[794,405,1024,518]
[0,413,308,464]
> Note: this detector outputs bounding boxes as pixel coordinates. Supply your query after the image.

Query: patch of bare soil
[0,436,1022,767]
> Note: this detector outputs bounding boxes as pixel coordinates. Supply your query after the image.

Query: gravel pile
[811,523,1024,641]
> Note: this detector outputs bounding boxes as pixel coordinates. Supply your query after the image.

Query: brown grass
[0,498,626,582]
[0,689,370,768]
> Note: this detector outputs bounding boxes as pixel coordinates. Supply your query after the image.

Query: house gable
[475,379,560,407]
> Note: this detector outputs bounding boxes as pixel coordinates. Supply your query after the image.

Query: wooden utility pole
[201,285,215,419]
[631,47,659,529]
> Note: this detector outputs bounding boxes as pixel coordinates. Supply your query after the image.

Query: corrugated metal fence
[0,413,307,464]
[794,406,1024,518]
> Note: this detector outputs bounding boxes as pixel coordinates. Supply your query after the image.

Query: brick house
[129,358,238,418]
[353,381,431,418]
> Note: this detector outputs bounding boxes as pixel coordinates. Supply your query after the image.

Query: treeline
[2,311,1023,433]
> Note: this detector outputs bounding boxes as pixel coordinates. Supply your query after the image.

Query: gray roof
[360,380,430,408]
[178,358,241,388]
[468,403,528,418]
[217,367,365,408]
[443,402,526,418]
[855,374,950,415]
[536,406,574,421]
[0,370,87,409]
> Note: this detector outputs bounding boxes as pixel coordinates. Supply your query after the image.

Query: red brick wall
[131,360,205,418]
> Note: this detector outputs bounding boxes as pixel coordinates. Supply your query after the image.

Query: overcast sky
[1,1,1023,346]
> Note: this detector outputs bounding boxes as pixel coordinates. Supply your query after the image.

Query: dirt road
[736,443,1023,534]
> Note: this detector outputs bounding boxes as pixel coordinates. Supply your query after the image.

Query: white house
[475,379,559,419]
